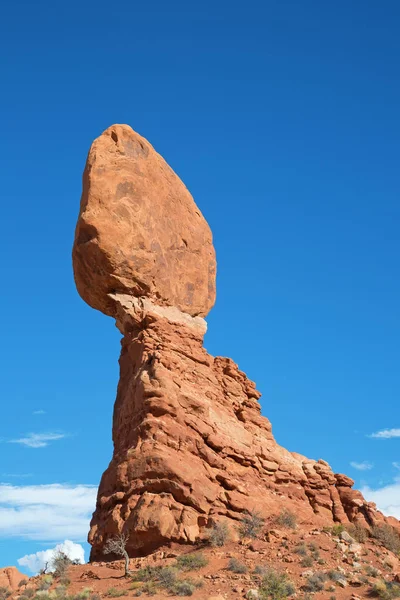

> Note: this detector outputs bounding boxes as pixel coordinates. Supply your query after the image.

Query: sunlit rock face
[73,125,396,559]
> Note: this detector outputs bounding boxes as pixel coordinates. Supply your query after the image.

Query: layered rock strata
[73,125,395,559]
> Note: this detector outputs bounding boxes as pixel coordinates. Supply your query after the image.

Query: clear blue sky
[1,0,400,572]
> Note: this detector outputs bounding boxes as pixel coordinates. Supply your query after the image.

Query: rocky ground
[4,516,400,600]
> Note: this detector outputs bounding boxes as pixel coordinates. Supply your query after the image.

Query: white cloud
[33,410,46,415]
[350,461,374,471]
[393,462,400,470]
[370,428,400,439]
[361,478,400,520]
[0,483,97,541]
[9,433,66,448]
[18,540,85,574]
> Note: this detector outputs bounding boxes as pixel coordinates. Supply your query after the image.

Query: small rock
[340,531,356,544]
[336,577,348,588]
[301,570,314,578]
[246,590,259,600]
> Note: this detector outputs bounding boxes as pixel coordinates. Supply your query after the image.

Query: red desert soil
[12,523,400,600]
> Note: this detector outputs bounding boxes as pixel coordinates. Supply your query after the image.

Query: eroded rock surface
[73,125,395,559]
[0,567,28,590]
[73,124,216,319]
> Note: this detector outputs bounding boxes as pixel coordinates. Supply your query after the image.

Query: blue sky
[1,0,400,572]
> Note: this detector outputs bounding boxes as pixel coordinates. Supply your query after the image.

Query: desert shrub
[171,580,196,596]
[20,589,35,600]
[329,524,345,536]
[303,573,327,592]
[347,523,369,543]
[239,510,265,539]
[19,580,28,588]
[176,553,208,571]
[371,580,400,600]
[372,525,400,554]
[157,567,179,589]
[89,595,101,600]
[106,588,128,598]
[73,588,92,600]
[53,585,68,598]
[52,552,75,579]
[259,568,295,600]
[59,578,71,588]
[37,576,53,591]
[227,558,248,574]
[308,542,318,552]
[132,565,181,591]
[274,509,297,530]
[0,589,11,600]
[132,566,160,582]
[138,581,157,596]
[328,570,345,582]
[206,522,230,547]
[300,556,313,568]
[294,543,308,556]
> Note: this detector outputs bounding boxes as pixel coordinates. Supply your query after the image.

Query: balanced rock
[73,125,396,559]
[73,124,216,318]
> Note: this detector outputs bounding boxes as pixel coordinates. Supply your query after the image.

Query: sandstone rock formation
[73,125,396,560]
[73,124,216,319]
[0,567,27,590]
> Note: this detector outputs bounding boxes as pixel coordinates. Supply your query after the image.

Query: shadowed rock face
[73,125,397,560]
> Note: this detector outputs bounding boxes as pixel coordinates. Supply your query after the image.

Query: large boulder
[73,124,216,318]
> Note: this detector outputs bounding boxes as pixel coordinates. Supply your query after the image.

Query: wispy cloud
[9,433,66,448]
[0,483,97,541]
[361,478,400,520]
[33,410,46,415]
[393,462,400,470]
[370,428,400,439]
[1,473,33,478]
[350,461,374,471]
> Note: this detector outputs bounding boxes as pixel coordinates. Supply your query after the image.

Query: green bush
[227,558,248,574]
[273,510,297,530]
[329,524,345,536]
[239,510,265,539]
[206,522,230,547]
[176,553,208,571]
[259,568,295,600]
